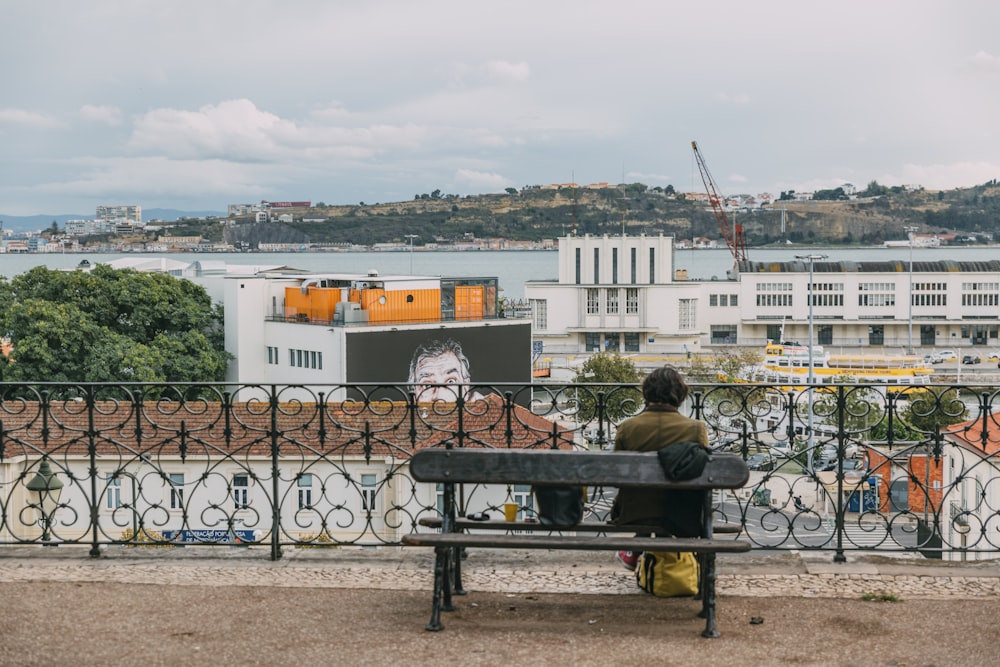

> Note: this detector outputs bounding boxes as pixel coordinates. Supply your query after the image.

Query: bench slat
[401,532,751,553]
[417,517,742,534]
[410,448,749,488]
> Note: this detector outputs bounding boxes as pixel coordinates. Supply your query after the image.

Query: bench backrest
[409,448,749,489]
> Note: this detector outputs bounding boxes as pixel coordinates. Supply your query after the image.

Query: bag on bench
[533,485,585,527]
[635,550,699,597]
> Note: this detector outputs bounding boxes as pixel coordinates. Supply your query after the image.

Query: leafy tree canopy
[573,353,643,423]
[0,266,228,383]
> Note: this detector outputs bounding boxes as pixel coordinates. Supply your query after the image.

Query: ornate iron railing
[1,381,998,562]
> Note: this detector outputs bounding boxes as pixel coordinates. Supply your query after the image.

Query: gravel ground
[0,546,997,666]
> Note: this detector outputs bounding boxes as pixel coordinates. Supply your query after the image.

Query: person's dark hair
[642,365,688,407]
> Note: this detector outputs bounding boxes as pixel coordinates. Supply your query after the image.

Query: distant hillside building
[96,205,141,223]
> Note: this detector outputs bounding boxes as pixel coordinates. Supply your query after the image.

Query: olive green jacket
[611,407,708,531]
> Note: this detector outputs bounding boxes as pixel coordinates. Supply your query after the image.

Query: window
[361,474,377,512]
[436,483,446,515]
[678,299,696,331]
[288,348,323,370]
[586,288,600,314]
[267,346,279,365]
[859,291,895,307]
[593,248,600,284]
[624,332,640,352]
[648,248,655,284]
[625,288,639,314]
[106,473,122,510]
[630,248,637,283]
[807,282,844,307]
[232,474,249,509]
[766,324,782,342]
[298,474,313,510]
[512,484,534,521]
[604,332,621,352]
[612,248,618,284]
[730,294,738,307]
[530,299,547,330]
[169,473,184,510]
[575,248,581,284]
[709,294,718,307]
[710,325,737,345]
[606,289,619,314]
[585,332,601,351]
[868,325,884,346]
[756,282,793,307]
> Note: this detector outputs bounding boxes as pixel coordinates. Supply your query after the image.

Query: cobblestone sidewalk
[0,546,997,600]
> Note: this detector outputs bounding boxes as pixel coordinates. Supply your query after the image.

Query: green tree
[573,353,642,424]
[899,387,968,434]
[0,266,228,384]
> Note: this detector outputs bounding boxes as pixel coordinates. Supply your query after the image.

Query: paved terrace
[1,546,998,666]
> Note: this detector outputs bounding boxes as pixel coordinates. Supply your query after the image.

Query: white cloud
[0,108,61,128]
[715,92,752,105]
[897,161,1000,190]
[454,169,510,191]
[482,60,531,83]
[79,105,123,126]
[968,50,1000,72]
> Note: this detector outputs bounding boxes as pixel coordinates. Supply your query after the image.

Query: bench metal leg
[426,546,451,631]
[699,552,719,638]
[451,545,466,595]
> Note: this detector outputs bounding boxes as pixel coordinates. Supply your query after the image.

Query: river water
[0,246,994,300]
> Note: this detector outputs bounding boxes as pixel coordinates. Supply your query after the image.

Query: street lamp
[904,226,918,354]
[26,458,64,543]
[795,254,828,469]
[405,234,419,273]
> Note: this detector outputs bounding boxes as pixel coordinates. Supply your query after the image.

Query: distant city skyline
[2,1,998,217]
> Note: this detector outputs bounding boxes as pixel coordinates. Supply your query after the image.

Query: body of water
[1,245,994,300]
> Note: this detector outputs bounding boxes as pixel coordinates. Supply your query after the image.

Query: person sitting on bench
[610,365,709,569]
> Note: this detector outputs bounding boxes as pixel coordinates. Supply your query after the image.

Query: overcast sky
[1,0,998,216]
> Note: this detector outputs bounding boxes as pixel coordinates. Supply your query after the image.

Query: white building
[525,235,1000,358]
[224,269,531,401]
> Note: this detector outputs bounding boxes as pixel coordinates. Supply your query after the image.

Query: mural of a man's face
[413,350,468,402]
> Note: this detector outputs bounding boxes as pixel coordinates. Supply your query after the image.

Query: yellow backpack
[635,551,700,597]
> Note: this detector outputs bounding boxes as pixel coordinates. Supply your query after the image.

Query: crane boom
[691,140,747,262]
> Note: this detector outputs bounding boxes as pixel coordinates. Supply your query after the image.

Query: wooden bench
[401,448,751,638]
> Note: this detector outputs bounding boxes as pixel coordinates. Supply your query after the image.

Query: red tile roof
[0,395,574,460]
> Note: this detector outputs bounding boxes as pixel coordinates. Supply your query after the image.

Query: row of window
[584,288,641,315]
[104,472,378,512]
[584,332,642,352]
[267,346,324,370]
[575,247,655,285]
[708,293,739,307]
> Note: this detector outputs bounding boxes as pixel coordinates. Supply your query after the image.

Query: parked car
[746,453,775,471]
[962,355,981,365]
[927,350,957,364]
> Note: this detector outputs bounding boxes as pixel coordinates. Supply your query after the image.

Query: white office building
[525,235,1000,357]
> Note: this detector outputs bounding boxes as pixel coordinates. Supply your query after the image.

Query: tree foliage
[0,266,228,383]
[573,353,643,423]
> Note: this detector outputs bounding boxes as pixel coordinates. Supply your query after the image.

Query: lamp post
[904,226,918,354]
[795,254,828,469]
[26,458,63,543]
[405,234,419,274]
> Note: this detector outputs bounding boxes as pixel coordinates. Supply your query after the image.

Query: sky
[1,0,999,217]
